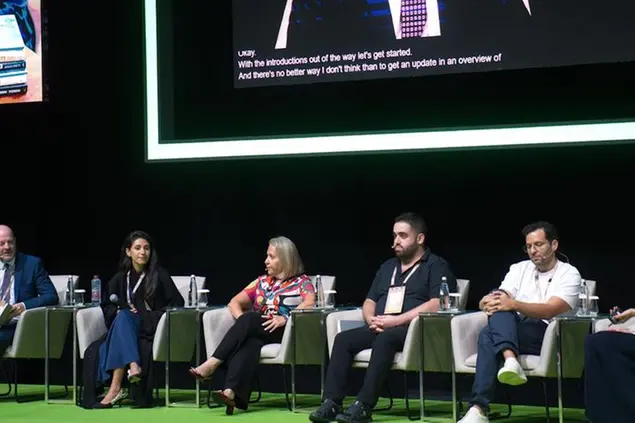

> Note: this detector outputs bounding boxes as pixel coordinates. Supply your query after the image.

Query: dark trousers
[470,311,547,412]
[0,340,10,357]
[323,325,409,407]
[0,322,17,343]
[98,309,141,384]
[0,339,10,375]
[584,331,635,423]
[212,311,283,410]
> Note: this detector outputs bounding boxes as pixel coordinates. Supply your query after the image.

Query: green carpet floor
[0,385,587,422]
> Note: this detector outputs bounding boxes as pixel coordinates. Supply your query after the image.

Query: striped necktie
[400,0,427,38]
[1,264,11,304]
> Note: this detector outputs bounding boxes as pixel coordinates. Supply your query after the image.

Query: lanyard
[126,271,145,306]
[533,262,558,302]
[390,263,420,286]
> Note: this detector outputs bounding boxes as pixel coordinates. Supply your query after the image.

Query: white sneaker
[458,407,489,423]
[497,357,528,386]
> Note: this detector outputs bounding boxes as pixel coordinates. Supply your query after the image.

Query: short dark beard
[397,245,424,266]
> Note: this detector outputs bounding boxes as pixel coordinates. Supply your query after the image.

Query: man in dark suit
[0,224,58,356]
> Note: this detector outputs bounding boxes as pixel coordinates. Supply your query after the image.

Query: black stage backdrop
[0,0,633,410]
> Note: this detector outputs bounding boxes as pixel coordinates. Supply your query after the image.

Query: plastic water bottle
[66,275,74,306]
[188,274,198,307]
[91,275,101,306]
[578,279,588,316]
[315,274,324,308]
[439,277,450,312]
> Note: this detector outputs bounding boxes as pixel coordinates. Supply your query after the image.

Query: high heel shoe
[188,367,211,381]
[92,389,128,409]
[127,369,142,384]
[211,390,235,415]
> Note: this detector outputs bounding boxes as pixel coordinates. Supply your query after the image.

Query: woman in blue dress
[93,230,184,408]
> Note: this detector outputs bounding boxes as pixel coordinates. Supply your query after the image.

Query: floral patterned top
[243,273,315,318]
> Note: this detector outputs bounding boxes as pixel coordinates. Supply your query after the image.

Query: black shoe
[335,400,372,423]
[92,402,113,409]
[92,389,127,409]
[309,399,343,423]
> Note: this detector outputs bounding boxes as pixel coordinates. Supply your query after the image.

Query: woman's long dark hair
[118,230,159,300]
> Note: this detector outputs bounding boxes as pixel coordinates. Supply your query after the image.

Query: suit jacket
[12,252,58,310]
[0,252,58,342]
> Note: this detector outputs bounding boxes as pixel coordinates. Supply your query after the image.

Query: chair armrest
[325,308,364,356]
[202,307,236,359]
[276,316,295,363]
[8,307,72,359]
[399,315,422,371]
[77,307,108,359]
[451,312,488,373]
[153,310,198,362]
[533,318,592,378]
[530,320,558,377]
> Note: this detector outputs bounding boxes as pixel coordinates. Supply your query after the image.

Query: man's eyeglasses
[523,242,550,253]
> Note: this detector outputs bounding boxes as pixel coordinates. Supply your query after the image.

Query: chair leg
[373,382,393,412]
[540,379,550,422]
[10,360,69,403]
[154,362,160,402]
[488,386,512,420]
[206,385,219,409]
[0,359,12,397]
[402,372,419,421]
[281,366,292,411]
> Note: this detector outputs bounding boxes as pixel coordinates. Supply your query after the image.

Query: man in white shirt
[459,222,581,423]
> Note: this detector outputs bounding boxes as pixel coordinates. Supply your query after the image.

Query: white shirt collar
[0,256,16,269]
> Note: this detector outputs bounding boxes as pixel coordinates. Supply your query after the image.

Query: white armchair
[74,275,205,405]
[200,274,332,411]
[323,278,470,420]
[202,307,296,409]
[456,279,470,311]
[325,308,420,419]
[0,275,78,402]
[76,276,205,359]
[153,276,205,363]
[451,280,597,421]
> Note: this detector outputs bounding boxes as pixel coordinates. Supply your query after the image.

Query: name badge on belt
[384,286,406,314]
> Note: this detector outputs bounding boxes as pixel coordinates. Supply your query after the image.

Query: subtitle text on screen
[235,48,503,82]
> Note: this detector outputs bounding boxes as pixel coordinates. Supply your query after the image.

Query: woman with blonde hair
[190,236,315,414]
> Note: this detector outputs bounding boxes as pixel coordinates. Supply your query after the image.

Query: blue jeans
[470,311,547,412]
